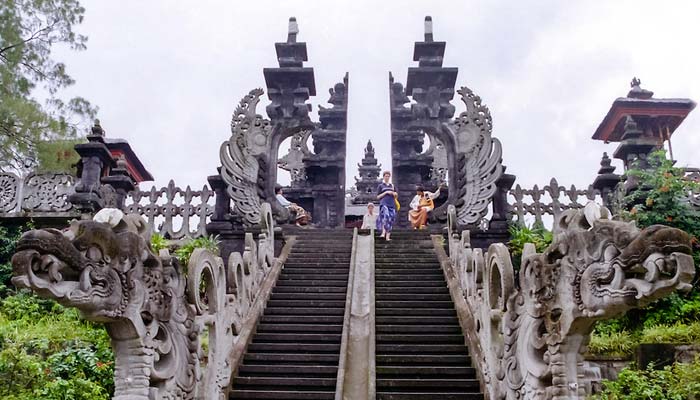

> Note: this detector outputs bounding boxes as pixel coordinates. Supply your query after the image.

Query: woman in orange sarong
[408,186,439,229]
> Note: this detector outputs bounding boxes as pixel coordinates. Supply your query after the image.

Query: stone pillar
[69,120,116,213]
[592,152,620,210]
[490,172,516,231]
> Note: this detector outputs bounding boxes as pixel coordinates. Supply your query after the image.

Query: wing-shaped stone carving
[444,87,503,225]
[220,89,273,226]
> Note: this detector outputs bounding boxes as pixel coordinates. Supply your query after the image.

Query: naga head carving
[521,206,694,340]
[12,215,157,322]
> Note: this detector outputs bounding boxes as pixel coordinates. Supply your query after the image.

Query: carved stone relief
[446,203,694,399]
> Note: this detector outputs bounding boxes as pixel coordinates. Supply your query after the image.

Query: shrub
[174,235,220,266]
[0,292,114,398]
[508,223,553,269]
[587,330,635,357]
[150,233,169,253]
[639,322,700,345]
[593,357,700,399]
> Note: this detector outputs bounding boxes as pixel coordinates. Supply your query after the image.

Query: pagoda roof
[592,96,696,142]
[104,138,154,183]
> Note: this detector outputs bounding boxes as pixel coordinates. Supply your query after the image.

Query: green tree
[0,0,96,173]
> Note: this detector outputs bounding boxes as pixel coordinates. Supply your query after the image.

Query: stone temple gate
[4,15,699,400]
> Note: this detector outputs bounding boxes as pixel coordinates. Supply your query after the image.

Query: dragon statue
[446,203,695,399]
[12,205,277,400]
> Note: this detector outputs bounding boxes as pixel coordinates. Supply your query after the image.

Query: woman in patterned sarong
[408,185,441,229]
[376,171,397,241]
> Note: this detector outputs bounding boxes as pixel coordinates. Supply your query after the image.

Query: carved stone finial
[287,17,298,43]
[630,77,641,88]
[365,140,374,156]
[86,119,106,145]
[600,152,611,168]
[627,76,654,99]
[424,16,434,42]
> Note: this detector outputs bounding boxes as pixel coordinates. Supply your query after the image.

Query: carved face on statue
[12,219,154,321]
[532,210,695,336]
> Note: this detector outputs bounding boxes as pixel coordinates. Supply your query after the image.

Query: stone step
[376,281,446,287]
[376,325,462,334]
[376,334,464,344]
[247,343,341,353]
[376,344,466,354]
[230,389,334,400]
[253,333,341,343]
[376,269,443,275]
[261,315,344,324]
[275,280,348,287]
[376,308,456,317]
[375,378,480,390]
[375,287,450,294]
[376,392,483,400]
[375,276,445,282]
[375,316,459,325]
[234,376,337,388]
[267,300,346,308]
[264,307,345,316]
[256,323,343,333]
[375,293,452,301]
[272,286,347,293]
[269,293,347,301]
[244,353,340,364]
[375,263,441,268]
[282,263,350,268]
[375,301,454,308]
[238,364,338,377]
[376,354,470,365]
[278,275,349,281]
[281,268,350,275]
[376,366,475,376]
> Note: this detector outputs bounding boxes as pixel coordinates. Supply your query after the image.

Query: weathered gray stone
[445,203,695,399]
[12,204,280,400]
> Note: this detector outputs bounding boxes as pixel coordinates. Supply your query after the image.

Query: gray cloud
[56,0,700,192]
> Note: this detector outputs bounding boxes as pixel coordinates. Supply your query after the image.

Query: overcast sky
[56,0,700,192]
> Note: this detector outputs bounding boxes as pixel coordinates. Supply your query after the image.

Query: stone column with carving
[390,16,458,227]
[69,120,116,213]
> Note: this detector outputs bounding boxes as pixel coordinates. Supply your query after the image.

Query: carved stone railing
[124,181,214,239]
[12,203,282,400]
[0,172,78,216]
[444,204,694,400]
[509,178,602,227]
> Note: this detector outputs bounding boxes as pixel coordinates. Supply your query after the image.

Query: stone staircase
[230,229,353,400]
[374,230,483,399]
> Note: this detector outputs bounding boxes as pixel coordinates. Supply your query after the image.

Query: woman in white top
[408,185,442,229]
[361,203,378,230]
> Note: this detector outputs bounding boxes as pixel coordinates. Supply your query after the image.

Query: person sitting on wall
[408,184,442,229]
[275,186,309,226]
[361,202,378,230]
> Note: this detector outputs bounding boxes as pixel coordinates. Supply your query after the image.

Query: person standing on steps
[376,171,398,241]
[361,202,378,230]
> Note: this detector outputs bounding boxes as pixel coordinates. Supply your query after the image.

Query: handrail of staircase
[335,227,376,400]
[440,203,695,400]
[11,202,297,400]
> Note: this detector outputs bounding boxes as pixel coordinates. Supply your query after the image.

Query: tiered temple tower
[390,17,457,226]
[264,18,349,228]
[352,140,382,204]
[592,78,695,192]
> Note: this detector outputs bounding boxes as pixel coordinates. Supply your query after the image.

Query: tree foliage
[0,0,96,172]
